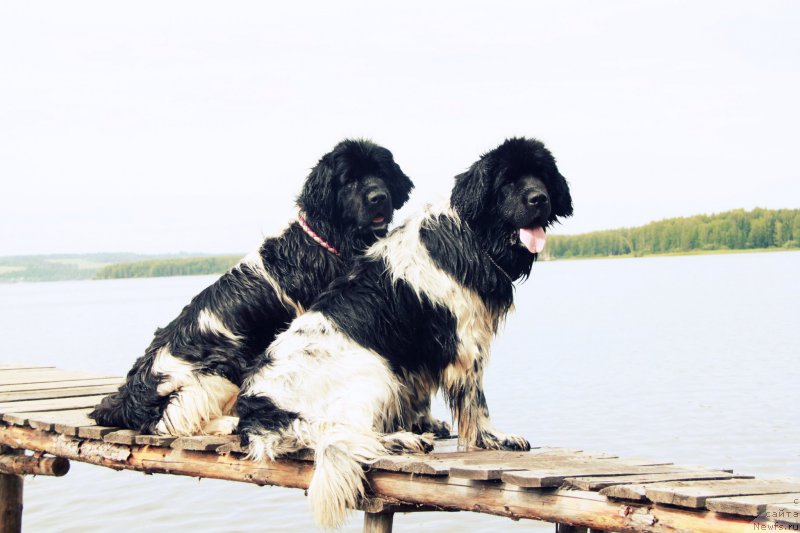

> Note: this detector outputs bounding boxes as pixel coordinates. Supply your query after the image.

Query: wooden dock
[1,364,798,532]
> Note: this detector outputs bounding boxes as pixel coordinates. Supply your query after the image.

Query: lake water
[1,251,798,532]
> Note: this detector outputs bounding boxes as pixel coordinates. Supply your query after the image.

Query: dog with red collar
[90,139,414,436]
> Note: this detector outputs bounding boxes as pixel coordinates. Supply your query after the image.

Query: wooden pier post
[0,444,69,533]
[0,446,22,533]
[555,524,587,533]
[0,474,22,533]
[555,525,608,533]
[363,511,394,533]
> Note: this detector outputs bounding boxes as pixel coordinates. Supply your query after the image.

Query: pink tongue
[519,227,546,253]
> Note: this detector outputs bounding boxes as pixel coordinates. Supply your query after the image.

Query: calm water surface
[1,251,798,532]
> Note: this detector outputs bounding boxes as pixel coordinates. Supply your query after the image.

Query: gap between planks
[0,369,119,386]
[0,394,109,414]
[0,377,122,394]
[0,383,121,403]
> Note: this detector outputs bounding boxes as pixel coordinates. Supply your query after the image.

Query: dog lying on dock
[234,137,573,528]
[90,139,414,436]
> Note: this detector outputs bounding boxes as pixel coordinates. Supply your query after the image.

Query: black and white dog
[89,139,414,436]
[234,138,573,528]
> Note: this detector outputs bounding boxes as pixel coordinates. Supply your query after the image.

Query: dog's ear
[548,167,574,221]
[297,153,338,220]
[450,158,492,222]
[386,159,414,210]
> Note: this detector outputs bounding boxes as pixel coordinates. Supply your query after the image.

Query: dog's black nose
[527,192,549,206]
[367,190,388,205]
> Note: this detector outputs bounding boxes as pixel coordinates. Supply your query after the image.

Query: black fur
[236,137,572,450]
[89,139,413,434]
[317,266,461,376]
[451,137,572,281]
[236,394,298,448]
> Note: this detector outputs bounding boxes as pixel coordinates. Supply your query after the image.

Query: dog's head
[297,139,414,245]
[451,137,573,280]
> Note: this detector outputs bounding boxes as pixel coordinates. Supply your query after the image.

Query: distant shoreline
[3,206,798,282]
[1,246,798,283]
[542,246,800,262]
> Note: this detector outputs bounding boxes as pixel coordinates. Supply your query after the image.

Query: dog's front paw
[499,433,531,451]
[380,431,435,454]
[428,419,452,438]
[413,417,452,438]
[477,430,531,451]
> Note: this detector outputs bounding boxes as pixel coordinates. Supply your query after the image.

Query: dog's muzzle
[364,184,392,231]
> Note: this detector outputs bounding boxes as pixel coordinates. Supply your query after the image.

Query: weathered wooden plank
[706,492,800,516]
[0,369,116,386]
[566,470,747,491]
[599,483,649,501]
[2,409,95,432]
[12,409,99,436]
[371,448,585,477]
[2,413,32,427]
[103,429,140,445]
[372,452,485,475]
[78,426,118,440]
[135,435,177,447]
[765,502,800,525]
[449,463,528,480]
[645,479,800,508]
[500,459,693,488]
[0,365,54,371]
[451,454,669,481]
[0,378,121,394]
[0,384,120,403]
[171,436,238,452]
[39,413,92,434]
[215,440,242,454]
[0,395,108,414]
[53,412,99,436]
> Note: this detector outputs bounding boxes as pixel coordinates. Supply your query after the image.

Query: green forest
[95,255,242,279]
[0,253,157,283]
[0,253,227,282]
[547,208,800,259]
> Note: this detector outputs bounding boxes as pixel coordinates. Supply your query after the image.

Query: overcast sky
[1,1,798,256]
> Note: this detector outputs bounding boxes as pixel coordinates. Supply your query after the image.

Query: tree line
[91,208,799,280]
[95,255,242,279]
[547,208,800,259]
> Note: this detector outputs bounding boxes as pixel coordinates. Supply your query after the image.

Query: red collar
[297,214,340,256]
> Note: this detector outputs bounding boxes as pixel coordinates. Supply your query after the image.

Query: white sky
[1,1,798,256]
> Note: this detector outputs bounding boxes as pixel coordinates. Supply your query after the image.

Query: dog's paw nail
[435,421,452,438]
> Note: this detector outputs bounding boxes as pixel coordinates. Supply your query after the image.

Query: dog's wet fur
[89,139,414,436]
[235,137,573,528]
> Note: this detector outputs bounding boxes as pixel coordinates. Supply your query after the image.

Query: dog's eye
[339,176,357,188]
